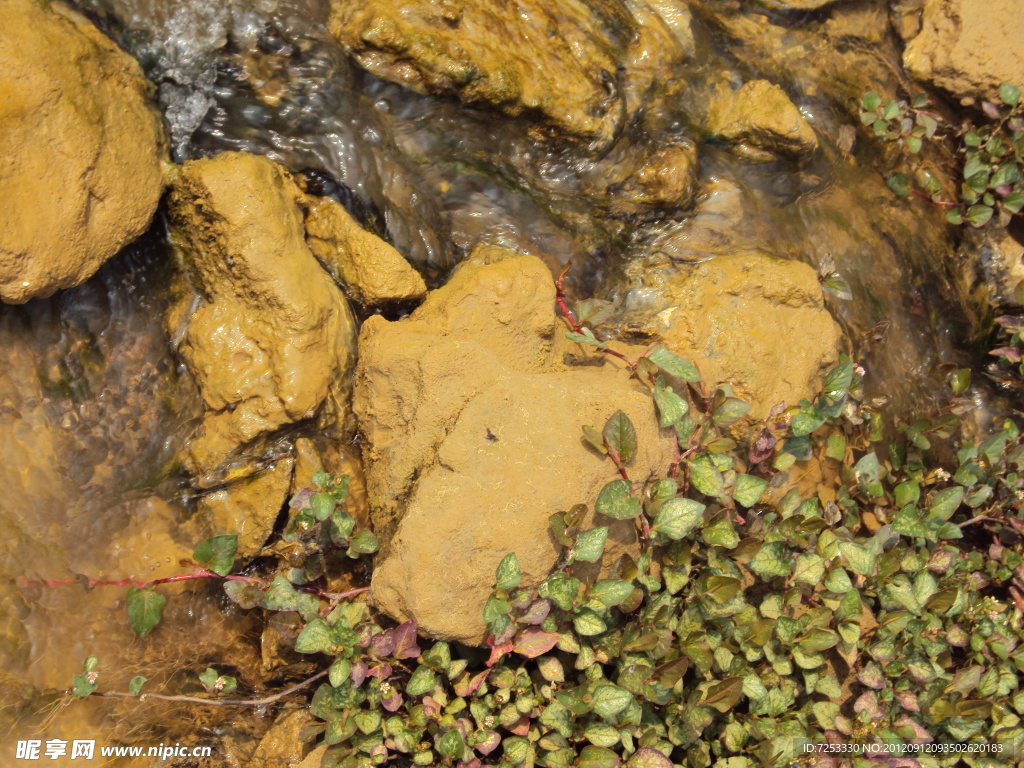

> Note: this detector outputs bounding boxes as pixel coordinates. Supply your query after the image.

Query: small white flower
[86,672,98,684]
[854,364,866,376]
[483,716,495,729]
[380,681,391,695]
[214,677,225,691]
[934,468,951,481]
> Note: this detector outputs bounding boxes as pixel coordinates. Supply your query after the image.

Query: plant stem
[910,189,958,206]
[98,669,330,707]
[555,260,639,369]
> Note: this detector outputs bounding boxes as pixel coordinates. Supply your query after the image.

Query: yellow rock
[0,0,167,304]
[167,152,359,475]
[706,80,818,159]
[303,195,426,307]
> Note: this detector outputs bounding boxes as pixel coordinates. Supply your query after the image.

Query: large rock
[167,153,359,479]
[903,0,1024,105]
[355,248,675,643]
[0,0,167,304]
[615,252,843,427]
[705,80,818,160]
[327,0,683,146]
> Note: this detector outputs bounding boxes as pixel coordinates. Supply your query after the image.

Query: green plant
[861,83,1024,227]
[56,281,1024,768]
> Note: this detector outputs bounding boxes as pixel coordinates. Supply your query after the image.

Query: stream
[0,0,1009,764]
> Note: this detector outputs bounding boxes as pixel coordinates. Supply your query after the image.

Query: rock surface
[605,142,700,216]
[0,0,167,304]
[705,80,818,160]
[327,0,683,146]
[167,152,359,478]
[355,248,674,643]
[616,252,843,427]
[303,195,427,307]
[903,0,1024,104]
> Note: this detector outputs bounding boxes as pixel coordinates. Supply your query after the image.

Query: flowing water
[0,0,1001,763]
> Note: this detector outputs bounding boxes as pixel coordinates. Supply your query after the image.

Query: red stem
[555,260,639,369]
[910,189,958,206]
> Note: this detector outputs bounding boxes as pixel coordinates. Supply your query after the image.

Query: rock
[0,0,167,304]
[903,0,1024,105]
[250,709,315,768]
[615,252,843,428]
[604,141,700,216]
[354,248,674,643]
[706,80,818,160]
[303,195,427,307]
[167,153,359,477]
[754,0,838,9]
[952,226,1024,312]
[196,458,295,561]
[327,0,684,146]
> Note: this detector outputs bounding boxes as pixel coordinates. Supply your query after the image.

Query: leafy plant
[861,83,1024,228]
[57,281,1024,768]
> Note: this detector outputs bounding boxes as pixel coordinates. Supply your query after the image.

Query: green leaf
[591,685,633,718]
[329,659,351,687]
[572,527,608,563]
[590,580,635,607]
[406,666,437,696]
[791,403,826,437]
[928,487,964,520]
[495,552,521,590]
[578,745,622,768]
[483,595,510,623]
[862,92,881,111]
[1000,82,1021,107]
[906,135,922,153]
[949,368,971,395]
[310,492,335,521]
[437,729,466,761]
[652,498,705,539]
[793,553,826,585]
[883,100,900,120]
[946,209,965,225]
[894,480,920,507]
[126,587,166,639]
[749,542,792,579]
[575,298,615,326]
[295,619,334,654]
[603,411,638,462]
[823,359,853,402]
[503,736,531,765]
[821,273,853,300]
[652,376,688,427]
[887,173,910,198]
[713,398,750,427]
[128,676,146,696]
[595,480,641,519]
[574,609,608,636]
[648,347,700,381]
[583,425,608,454]
[262,576,299,612]
[347,529,379,556]
[192,535,238,577]
[965,204,994,228]
[71,674,97,699]
[566,328,605,347]
[687,454,725,499]
[826,433,846,461]
[839,541,875,576]
[1003,192,1024,214]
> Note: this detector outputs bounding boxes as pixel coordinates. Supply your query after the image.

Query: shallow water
[1,0,998,760]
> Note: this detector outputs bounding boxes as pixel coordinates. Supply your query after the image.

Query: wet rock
[903,0,1024,105]
[754,0,838,9]
[327,0,684,146]
[354,248,674,643]
[0,0,167,304]
[705,80,818,160]
[615,252,843,428]
[603,141,700,216]
[250,709,315,767]
[167,152,359,477]
[196,458,295,561]
[303,195,427,307]
[953,226,1024,312]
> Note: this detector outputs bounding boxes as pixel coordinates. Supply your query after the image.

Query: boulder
[167,153,359,479]
[705,80,818,160]
[903,0,1024,105]
[615,252,843,428]
[303,195,427,307]
[327,0,683,146]
[604,142,700,216]
[0,0,167,304]
[354,248,675,643]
